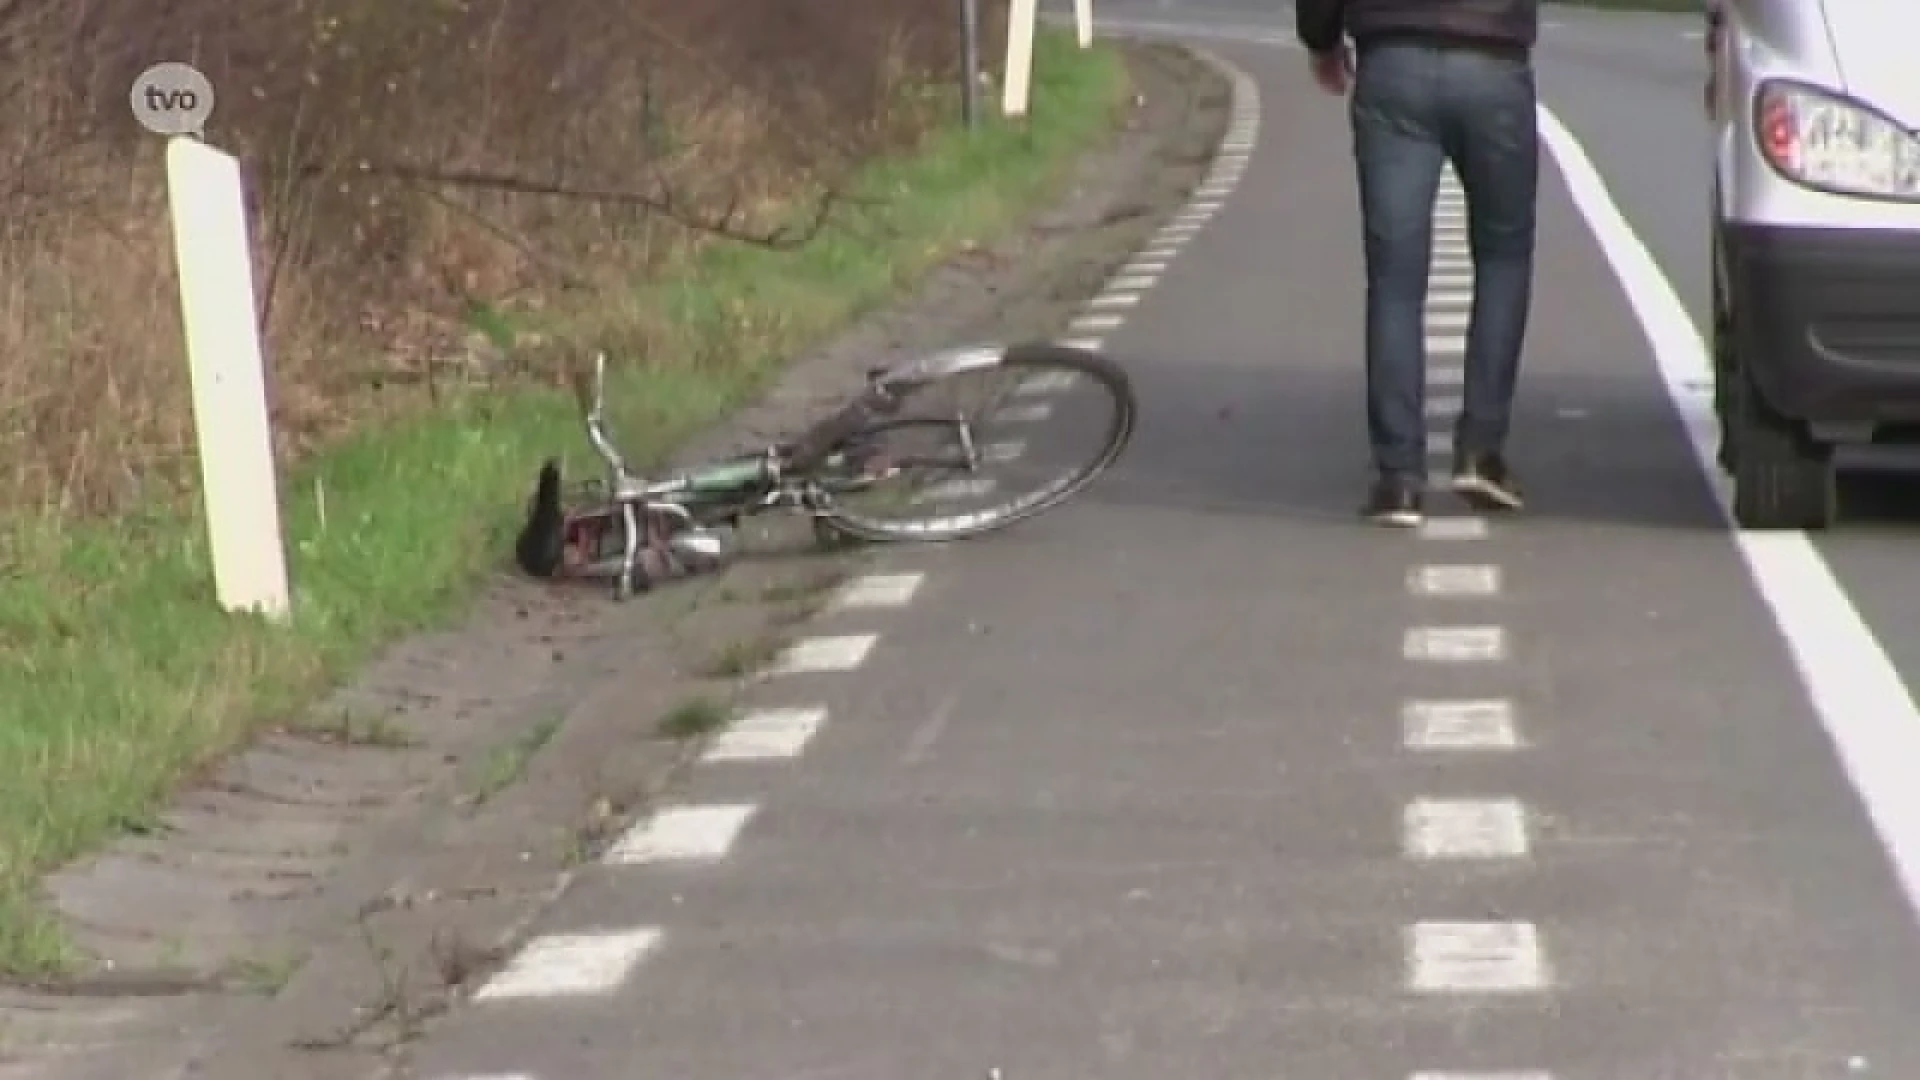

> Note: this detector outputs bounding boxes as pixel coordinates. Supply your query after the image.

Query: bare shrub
[0,0,1006,515]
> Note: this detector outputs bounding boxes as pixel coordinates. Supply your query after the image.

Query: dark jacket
[1296,0,1539,54]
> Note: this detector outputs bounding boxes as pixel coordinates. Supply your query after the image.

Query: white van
[1706,0,1920,529]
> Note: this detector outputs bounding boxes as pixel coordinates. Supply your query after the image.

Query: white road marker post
[1002,0,1038,118]
[1074,0,1093,47]
[137,62,293,621]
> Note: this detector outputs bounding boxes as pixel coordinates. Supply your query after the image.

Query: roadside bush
[0,0,1007,516]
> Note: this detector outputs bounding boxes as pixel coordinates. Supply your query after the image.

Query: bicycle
[513,340,1137,599]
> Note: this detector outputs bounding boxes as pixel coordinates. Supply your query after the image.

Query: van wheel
[1729,368,1837,530]
[1710,278,1738,474]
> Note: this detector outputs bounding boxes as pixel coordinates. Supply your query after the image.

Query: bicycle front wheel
[811,341,1135,543]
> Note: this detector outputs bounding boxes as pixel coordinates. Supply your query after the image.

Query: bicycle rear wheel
[811,341,1135,543]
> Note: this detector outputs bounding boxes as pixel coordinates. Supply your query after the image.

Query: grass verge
[0,30,1125,977]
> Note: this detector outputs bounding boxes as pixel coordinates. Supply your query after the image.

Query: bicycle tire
[814,341,1135,543]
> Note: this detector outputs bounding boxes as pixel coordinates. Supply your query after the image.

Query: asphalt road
[405,7,1920,1078]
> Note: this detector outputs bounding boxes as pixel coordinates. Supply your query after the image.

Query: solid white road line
[1540,103,1920,929]
[473,928,661,1002]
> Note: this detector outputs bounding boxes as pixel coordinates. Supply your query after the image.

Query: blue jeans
[1349,39,1538,480]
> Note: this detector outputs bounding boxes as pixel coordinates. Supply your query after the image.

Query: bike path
[406,43,1920,1079]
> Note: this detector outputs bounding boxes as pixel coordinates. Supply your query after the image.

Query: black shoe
[1363,474,1424,527]
[1452,451,1524,511]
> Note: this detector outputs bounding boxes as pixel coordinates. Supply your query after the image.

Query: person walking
[1296,0,1540,527]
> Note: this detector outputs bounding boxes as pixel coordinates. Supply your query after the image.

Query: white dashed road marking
[1417,515,1488,540]
[605,804,758,865]
[473,928,661,1003]
[1401,149,1542,1079]
[1403,699,1520,751]
[1411,1073,1554,1080]
[1404,798,1530,859]
[997,402,1053,424]
[910,474,998,503]
[769,634,877,675]
[1404,625,1507,662]
[1408,564,1501,596]
[1407,921,1550,993]
[700,706,827,762]
[1019,370,1080,394]
[830,572,924,610]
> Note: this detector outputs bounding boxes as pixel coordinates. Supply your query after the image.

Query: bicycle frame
[557,346,1007,598]
[562,353,880,597]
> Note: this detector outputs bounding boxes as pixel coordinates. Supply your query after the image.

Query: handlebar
[581,351,632,481]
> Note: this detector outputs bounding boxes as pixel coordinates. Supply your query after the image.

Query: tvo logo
[130,62,215,135]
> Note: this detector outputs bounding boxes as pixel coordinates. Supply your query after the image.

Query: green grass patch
[0,30,1125,977]
[462,713,565,808]
[655,696,732,741]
